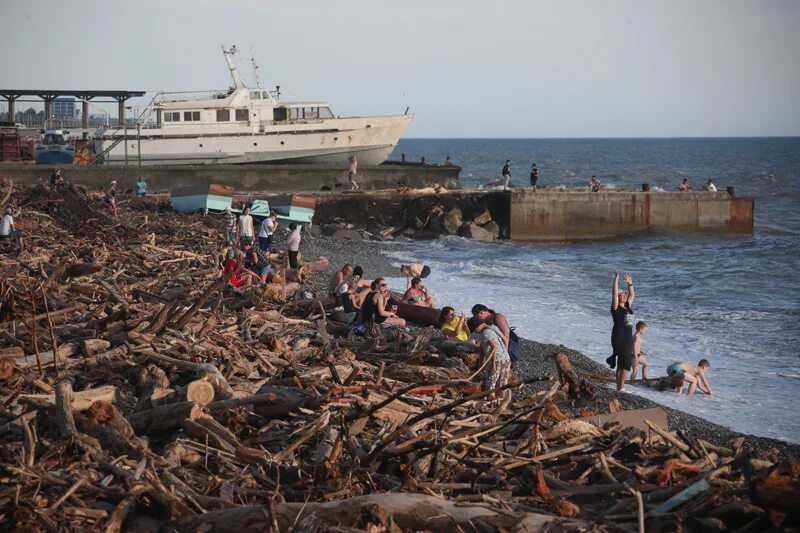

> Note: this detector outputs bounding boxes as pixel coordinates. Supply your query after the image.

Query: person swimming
[667,359,713,396]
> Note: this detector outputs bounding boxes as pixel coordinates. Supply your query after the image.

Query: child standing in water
[631,321,649,381]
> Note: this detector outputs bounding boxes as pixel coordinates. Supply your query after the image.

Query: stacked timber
[0,181,797,532]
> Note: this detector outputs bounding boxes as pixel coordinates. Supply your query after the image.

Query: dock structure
[0,89,145,129]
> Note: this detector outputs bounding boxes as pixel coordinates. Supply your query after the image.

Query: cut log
[82,338,111,356]
[183,379,215,406]
[171,493,573,532]
[554,352,595,400]
[19,385,118,411]
[253,385,322,419]
[383,362,467,382]
[126,401,202,434]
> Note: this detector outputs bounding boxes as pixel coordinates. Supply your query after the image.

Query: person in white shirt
[0,207,24,251]
[258,211,279,252]
[286,223,301,269]
[238,206,255,244]
[703,179,718,192]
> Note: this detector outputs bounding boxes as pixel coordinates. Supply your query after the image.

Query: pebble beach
[289,229,800,460]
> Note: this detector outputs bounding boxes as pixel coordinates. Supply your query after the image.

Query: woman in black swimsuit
[358,278,406,328]
[608,271,635,392]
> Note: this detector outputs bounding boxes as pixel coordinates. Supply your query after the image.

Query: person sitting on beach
[222,249,257,288]
[242,241,273,284]
[588,175,603,192]
[439,307,468,341]
[479,323,512,402]
[703,179,717,192]
[401,263,431,286]
[330,264,354,295]
[357,277,406,328]
[678,178,692,192]
[631,321,649,381]
[0,207,24,252]
[667,359,713,396]
[403,277,434,307]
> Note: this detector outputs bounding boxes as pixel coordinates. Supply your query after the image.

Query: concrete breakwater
[0,162,461,193]
[312,189,754,241]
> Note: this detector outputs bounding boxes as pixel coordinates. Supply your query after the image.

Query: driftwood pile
[1,183,798,532]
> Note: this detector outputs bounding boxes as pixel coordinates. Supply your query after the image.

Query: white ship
[94,46,412,165]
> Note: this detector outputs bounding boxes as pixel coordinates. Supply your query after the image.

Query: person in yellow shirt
[439,306,468,342]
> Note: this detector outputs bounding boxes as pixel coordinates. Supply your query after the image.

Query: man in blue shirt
[135,177,148,196]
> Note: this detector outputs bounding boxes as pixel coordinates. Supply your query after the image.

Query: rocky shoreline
[289,229,800,460]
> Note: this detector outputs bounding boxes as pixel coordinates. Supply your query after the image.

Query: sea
[385,138,800,444]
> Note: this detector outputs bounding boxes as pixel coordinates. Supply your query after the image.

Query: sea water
[386,138,800,443]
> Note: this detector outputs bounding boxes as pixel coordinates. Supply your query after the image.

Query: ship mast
[222,45,244,89]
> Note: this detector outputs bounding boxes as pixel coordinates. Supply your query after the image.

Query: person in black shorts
[607,271,636,392]
[530,163,539,191]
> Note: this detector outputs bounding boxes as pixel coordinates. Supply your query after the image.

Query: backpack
[508,327,523,363]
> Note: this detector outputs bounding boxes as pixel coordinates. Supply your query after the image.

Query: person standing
[631,321,649,381]
[0,207,24,251]
[259,211,278,252]
[501,160,512,190]
[607,271,636,392]
[238,206,255,244]
[106,180,118,220]
[348,156,359,191]
[703,179,717,192]
[50,168,65,187]
[530,163,539,191]
[223,207,238,244]
[135,177,148,196]
[678,178,692,191]
[286,222,301,269]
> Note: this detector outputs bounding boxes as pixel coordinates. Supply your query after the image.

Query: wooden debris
[0,182,796,532]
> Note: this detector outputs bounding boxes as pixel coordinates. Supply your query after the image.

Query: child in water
[667,359,713,396]
[631,321,649,381]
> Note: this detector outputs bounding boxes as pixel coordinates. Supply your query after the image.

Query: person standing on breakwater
[589,175,603,192]
[607,271,636,392]
[530,163,539,191]
[238,206,255,244]
[678,178,692,191]
[667,360,713,396]
[502,160,512,190]
[223,207,238,244]
[286,222,301,269]
[631,321,649,381]
[703,179,717,192]
[259,211,278,252]
[348,156,359,191]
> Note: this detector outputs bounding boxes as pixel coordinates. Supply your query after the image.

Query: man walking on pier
[530,163,539,191]
[502,160,512,190]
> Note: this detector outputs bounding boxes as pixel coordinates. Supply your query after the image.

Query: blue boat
[170,184,234,213]
[34,128,75,165]
[267,194,316,228]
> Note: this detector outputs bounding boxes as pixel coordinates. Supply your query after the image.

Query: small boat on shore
[170,184,234,213]
[267,194,316,227]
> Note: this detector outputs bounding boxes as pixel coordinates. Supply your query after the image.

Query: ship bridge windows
[183,111,201,122]
[163,111,181,122]
[249,91,262,100]
[216,109,231,122]
[235,108,249,121]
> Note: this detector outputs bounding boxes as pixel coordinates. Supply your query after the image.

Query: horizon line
[402,135,800,140]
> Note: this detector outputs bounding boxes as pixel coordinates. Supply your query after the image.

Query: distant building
[53,97,75,121]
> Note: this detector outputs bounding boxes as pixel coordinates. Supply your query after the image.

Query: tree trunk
[554,352,595,401]
[127,401,202,434]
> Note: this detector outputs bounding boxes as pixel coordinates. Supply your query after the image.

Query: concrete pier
[508,190,753,241]
[0,162,461,193]
[311,189,753,241]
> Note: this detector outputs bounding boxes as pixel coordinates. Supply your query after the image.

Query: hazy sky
[2,0,798,137]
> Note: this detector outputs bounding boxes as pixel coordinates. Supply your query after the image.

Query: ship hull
[95,115,411,166]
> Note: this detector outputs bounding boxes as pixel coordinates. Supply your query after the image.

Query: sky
[2,0,799,138]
